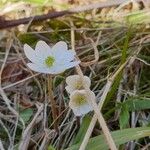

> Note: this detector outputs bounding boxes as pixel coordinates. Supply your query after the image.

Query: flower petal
[65,85,75,94]
[24,44,36,62]
[69,90,95,116]
[35,41,52,59]
[49,68,66,74]
[52,41,76,62]
[66,75,79,85]
[27,63,47,73]
[27,62,72,74]
[62,50,76,62]
[54,50,76,63]
[71,104,93,116]
[52,41,68,52]
[66,75,91,88]
[65,75,91,93]
[50,62,79,74]
[63,61,80,69]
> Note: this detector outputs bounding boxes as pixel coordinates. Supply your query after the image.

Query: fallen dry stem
[0,139,4,150]
[80,32,100,66]
[2,73,40,90]
[70,21,117,150]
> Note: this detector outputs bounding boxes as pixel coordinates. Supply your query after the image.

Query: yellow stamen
[45,56,55,67]
[75,94,87,106]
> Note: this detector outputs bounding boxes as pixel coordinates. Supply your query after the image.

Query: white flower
[65,75,91,94]
[69,90,95,116]
[24,41,80,74]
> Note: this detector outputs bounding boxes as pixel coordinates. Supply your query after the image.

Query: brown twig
[79,32,100,67]
[0,0,143,29]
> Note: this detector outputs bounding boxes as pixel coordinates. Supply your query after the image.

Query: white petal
[47,69,65,74]
[69,90,96,115]
[52,41,76,62]
[82,76,91,88]
[65,85,75,94]
[24,44,37,63]
[35,41,52,59]
[52,41,68,52]
[27,63,59,74]
[54,50,76,63]
[48,64,66,74]
[62,50,76,62]
[62,61,80,69]
[80,104,93,114]
[27,63,47,73]
[72,108,83,116]
[50,61,80,74]
[66,75,79,85]
[27,62,74,74]
[71,104,93,116]
[66,75,91,89]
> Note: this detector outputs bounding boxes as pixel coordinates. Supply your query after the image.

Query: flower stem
[47,75,58,132]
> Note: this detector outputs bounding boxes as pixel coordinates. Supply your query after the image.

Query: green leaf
[48,145,56,150]
[119,104,129,129]
[126,10,150,25]
[72,115,92,145]
[103,29,130,108]
[53,75,65,88]
[19,34,37,45]
[23,0,50,5]
[66,127,150,150]
[124,98,150,111]
[20,108,33,123]
[105,98,150,119]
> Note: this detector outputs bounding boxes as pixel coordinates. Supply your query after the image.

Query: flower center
[45,56,55,67]
[75,94,87,106]
[75,82,82,89]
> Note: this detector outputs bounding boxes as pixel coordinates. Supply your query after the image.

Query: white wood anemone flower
[65,75,91,94]
[24,41,80,74]
[69,90,95,116]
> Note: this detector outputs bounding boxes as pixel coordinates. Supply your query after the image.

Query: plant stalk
[47,75,58,132]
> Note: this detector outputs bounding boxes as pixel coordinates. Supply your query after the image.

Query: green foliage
[23,0,51,5]
[126,10,150,25]
[19,34,38,45]
[72,115,92,145]
[48,145,56,150]
[20,108,33,124]
[66,127,150,150]
[53,75,65,88]
[123,98,150,111]
[105,98,150,119]
[119,104,129,129]
[103,29,130,108]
